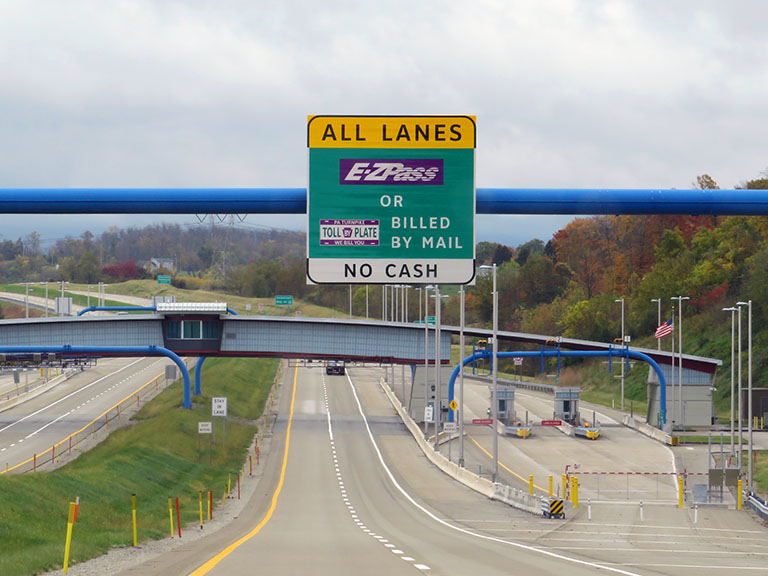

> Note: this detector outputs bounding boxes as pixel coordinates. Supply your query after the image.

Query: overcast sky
[1,0,767,249]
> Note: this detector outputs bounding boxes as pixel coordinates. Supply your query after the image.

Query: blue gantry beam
[1,188,768,215]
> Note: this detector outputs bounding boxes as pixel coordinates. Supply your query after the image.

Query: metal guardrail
[747,492,768,519]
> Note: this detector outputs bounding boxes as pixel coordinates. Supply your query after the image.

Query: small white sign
[212,397,228,417]
[245,303,252,311]
[424,404,434,423]
[443,422,457,433]
[513,357,523,366]
[258,302,264,311]
[198,422,212,434]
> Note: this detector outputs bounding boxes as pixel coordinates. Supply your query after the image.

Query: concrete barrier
[379,377,542,515]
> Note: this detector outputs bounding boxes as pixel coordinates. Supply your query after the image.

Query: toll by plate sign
[307,115,476,284]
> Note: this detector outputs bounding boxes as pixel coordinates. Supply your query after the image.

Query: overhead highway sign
[307,115,476,284]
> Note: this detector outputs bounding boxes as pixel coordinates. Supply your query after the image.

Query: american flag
[655,317,674,339]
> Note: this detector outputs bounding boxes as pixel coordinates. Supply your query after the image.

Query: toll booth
[554,387,580,424]
[495,385,516,425]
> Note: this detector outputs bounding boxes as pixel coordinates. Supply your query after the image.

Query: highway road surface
[109,365,768,576]
[0,357,178,472]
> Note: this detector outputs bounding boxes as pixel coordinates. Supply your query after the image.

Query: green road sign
[275,295,293,306]
[307,115,476,285]
[157,275,171,284]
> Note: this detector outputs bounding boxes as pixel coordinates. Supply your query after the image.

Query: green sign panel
[275,295,293,306]
[307,115,476,285]
[157,275,171,284]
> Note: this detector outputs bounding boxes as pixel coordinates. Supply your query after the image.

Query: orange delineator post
[208,490,213,520]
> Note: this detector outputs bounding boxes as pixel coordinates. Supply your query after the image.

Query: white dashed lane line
[322,373,430,572]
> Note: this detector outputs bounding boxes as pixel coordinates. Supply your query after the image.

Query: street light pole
[424,286,429,436]
[41,282,48,317]
[23,283,30,319]
[738,300,753,493]
[59,280,68,316]
[480,264,499,481]
[651,298,661,351]
[671,296,690,429]
[491,267,498,482]
[459,285,465,468]
[723,307,738,457]
[737,304,743,465]
[615,298,625,410]
[434,285,442,451]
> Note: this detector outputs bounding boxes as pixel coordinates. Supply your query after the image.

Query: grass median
[0,356,279,576]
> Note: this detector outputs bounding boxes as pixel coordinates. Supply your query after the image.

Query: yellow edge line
[189,363,297,576]
[466,432,549,494]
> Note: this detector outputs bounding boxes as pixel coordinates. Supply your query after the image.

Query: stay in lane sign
[307,115,476,285]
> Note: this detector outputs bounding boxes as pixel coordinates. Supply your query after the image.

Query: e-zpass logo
[339,159,443,185]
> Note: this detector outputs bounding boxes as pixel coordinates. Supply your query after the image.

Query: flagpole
[671,314,675,430]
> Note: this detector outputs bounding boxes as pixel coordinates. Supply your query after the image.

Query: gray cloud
[1,0,766,247]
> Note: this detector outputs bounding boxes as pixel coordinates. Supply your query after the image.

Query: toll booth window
[167,321,182,339]
[183,321,201,339]
[202,321,218,339]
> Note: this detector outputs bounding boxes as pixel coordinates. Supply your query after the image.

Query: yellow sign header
[308,115,476,149]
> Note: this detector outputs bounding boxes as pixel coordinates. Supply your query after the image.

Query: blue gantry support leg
[195,356,206,396]
[446,348,667,428]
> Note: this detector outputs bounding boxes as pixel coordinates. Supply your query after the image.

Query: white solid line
[0,358,145,434]
[345,371,648,576]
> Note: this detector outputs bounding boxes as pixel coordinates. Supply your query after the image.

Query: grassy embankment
[0,356,278,576]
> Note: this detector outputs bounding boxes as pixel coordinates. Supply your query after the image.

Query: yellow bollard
[40,367,43,378]
[562,474,568,499]
[549,475,553,496]
[132,494,137,547]
[168,497,174,538]
[678,476,684,508]
[228,473,231,497]
[199,491,203,529]
[738,479,743,510]
[572,477,579,508]
[63,502,76,573]
[529,475,534,495]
